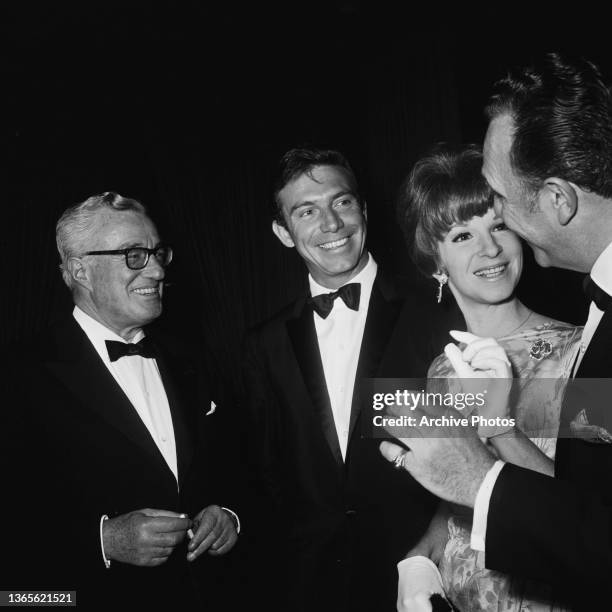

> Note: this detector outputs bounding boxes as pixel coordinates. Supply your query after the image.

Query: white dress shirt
[470,240,612,553]
[73,306,178,481]
[309,253,377,460]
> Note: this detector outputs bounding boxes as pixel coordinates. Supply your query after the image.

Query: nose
[320,207,344,233]
[142,253,165,280]
[479,233,502,258]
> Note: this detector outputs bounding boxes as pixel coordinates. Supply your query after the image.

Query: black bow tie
[105,337,157,362]
[308,283,361,319]
[583,276,612,311]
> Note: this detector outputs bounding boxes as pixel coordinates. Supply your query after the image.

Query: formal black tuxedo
[485,308,612,609]
[243,271,455,612]
[3,317,237,610]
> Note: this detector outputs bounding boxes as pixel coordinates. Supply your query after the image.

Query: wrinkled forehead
[93,209,159,249]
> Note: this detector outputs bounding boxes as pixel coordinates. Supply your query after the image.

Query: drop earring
[433,271,448,304]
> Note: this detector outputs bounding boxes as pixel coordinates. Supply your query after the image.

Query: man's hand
[379,389,496,508]
[103,509,191,567]
[186,505,238,561]
[380,429,494,508]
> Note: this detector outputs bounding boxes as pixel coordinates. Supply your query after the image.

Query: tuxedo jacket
[485,309,612,609]
[243,271,455,612]
[3,317,237,609]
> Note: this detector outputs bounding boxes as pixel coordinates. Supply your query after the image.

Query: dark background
[5,2,607,377]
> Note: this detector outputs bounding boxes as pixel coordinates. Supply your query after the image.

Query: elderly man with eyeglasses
[7,192,239,609]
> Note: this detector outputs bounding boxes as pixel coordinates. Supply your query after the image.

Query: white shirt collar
[590,240,612,294]
[308,252,377,299]
[73,305,145,344]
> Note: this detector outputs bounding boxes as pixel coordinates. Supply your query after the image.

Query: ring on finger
[394,451,408,469]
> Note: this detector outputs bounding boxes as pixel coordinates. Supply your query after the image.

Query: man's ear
[66,257,93,291]
[543,177,577,226]
[362,200,368,222]
[272,220,295,248]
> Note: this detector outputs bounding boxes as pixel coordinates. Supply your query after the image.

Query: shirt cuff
[221,507,241,534]
[470,460,505,552]
[100,514,111,569]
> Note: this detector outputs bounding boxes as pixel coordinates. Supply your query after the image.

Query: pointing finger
[448,330,480,344]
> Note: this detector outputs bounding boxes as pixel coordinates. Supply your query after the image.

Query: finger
[209,525,232,552]
[444,343,474,377]
[461,338,501,362]
[155,531,187,548]
[465,345,511,367]
[448,330,480,344]
[149,516,192,533]
[149,546,174,558]
[208,533,237,556]
[380,440,407,463]
[470,356,511,376]
[187,512,220,555]
[188,528,222,561]
[141,508,189,518]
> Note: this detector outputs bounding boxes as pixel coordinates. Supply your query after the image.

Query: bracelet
[100,515,111,569]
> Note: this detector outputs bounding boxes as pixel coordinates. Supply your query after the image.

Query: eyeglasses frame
[83,245,173,270]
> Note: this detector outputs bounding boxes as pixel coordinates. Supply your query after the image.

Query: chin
[140,306,163,323]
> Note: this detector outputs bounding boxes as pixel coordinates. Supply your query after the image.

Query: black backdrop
[6,2,608,383]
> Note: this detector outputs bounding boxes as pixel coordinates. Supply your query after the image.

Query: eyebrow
[289,190,356,215]
[114,240,161,249]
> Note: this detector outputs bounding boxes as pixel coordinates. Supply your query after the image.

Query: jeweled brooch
[529,339,553,360]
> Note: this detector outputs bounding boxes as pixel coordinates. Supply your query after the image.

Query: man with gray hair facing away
[8,192,239,609]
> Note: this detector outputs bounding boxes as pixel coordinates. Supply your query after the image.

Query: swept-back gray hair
[56,191,146,288]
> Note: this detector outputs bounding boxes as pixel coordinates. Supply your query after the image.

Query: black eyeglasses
[83,245,173,270]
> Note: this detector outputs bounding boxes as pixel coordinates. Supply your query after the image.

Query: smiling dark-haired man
[244,148,452,612]
[7,192,239,609]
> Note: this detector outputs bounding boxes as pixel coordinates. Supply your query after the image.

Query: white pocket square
[206,401,216,416]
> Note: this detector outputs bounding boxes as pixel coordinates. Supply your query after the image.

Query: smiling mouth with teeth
[318,236,350,250]
[474,264,507,278]
[133,287,160,296]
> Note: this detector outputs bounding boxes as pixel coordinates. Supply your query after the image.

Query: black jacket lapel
[146,332,196,489]
[45,320,177,488]
[348,273,403,442]
[287,299,344,469]
[576,310,612,378]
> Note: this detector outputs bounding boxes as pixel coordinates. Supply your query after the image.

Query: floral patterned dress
[428,321,582,612]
